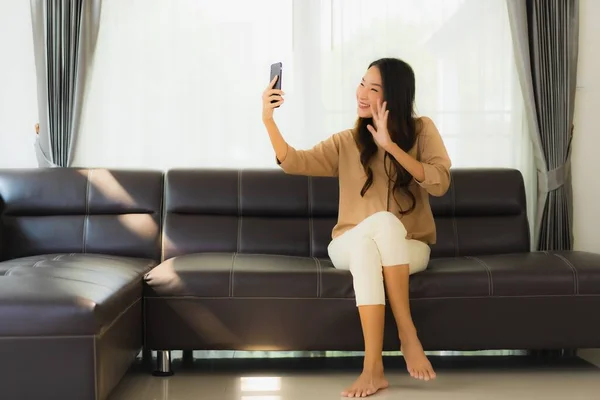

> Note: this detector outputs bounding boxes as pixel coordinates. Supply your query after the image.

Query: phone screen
[270,62,282,90]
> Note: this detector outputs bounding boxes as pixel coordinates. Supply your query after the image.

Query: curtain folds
[507,0,579,250]
[30,0,102,167]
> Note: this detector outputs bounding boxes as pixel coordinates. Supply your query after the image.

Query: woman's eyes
[360,83,379,92]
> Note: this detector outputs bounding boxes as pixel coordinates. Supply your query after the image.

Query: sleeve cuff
[276,145,296,171]
[416,162,441,188]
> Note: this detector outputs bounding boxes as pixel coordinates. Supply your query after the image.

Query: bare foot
[341,369,389,398]
[401,338,436,381]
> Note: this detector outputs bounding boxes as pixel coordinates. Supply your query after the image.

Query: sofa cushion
[0,254,156,336]
[145,253,329,298]
[144,251,600,300]
[417,251,600,298]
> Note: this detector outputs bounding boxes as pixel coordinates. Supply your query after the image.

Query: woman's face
[356,66,384,118]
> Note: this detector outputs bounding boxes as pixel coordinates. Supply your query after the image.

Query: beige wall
[572,0,600,253]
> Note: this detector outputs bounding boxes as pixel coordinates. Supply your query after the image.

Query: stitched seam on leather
[451,178,459,257]
[144,293,597,301]
[0,335,95,340]
[230,253,237,297]
[552,252,579,295]
[467,256,493,296]
[4,259,51,276]
[3,266,19,276]
[161,171,168,262]
[4,257,50,274]
[241,253,316,260]
[308,177,314,257]
[237,170,242,253]
[93,335,98,399]
[31,275,114,288]
[319,258,323,298]
[7,263,125,287]
[312,257,321,298]
[83,169,91,253]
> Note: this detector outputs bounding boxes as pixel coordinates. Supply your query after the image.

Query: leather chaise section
[0,254,155,336]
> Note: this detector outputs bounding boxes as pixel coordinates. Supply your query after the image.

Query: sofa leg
[532,349,577,359]
[182,350,194,367]
[142,348,153,366]
[562,349,578,358]
[153,351,174,376]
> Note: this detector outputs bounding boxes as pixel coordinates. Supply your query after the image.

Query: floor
[109,350,600,400]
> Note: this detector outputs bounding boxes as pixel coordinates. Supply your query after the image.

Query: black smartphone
[270,62,282,107]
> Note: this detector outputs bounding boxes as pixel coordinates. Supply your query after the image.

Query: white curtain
[0,1,39,168]
[75,0,296,169]
[74,0,534,223]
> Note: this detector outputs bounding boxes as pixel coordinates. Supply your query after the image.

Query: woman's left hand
[367,100,393,150]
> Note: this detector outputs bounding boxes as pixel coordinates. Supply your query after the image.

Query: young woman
[262,58,451,398]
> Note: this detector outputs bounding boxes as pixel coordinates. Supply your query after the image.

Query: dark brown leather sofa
[2,167,600,399]
[144,168,600,374]
[0,169,163,400]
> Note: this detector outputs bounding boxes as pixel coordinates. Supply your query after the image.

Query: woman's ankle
[362,357,384,373]
[398,325,419,342]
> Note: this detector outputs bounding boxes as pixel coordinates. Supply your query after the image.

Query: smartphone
[270,62,282,107]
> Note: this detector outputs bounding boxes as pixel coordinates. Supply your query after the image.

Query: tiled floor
[110,351,600,400]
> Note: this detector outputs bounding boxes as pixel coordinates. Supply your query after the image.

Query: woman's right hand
[262,76,285,121]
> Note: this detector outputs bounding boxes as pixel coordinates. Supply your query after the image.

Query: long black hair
[355,58,421,215]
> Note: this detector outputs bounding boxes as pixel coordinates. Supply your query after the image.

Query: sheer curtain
[75,0,534,224]
[75,0,296,169]
[313,0,536,232]
[316,0,530,171]
[0,1,38,168]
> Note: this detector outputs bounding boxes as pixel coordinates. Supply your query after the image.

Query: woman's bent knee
[362,212,409,266]
[367,211,408,239]
[349,238,381,273]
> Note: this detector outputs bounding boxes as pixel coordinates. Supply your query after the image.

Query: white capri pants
[327,211,431,306]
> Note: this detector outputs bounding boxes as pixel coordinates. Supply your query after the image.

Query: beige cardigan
[278,117,452,244]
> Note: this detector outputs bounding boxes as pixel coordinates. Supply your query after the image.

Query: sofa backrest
[163,168,530,260]
[162,169,338,261]
[430,168,530,257]
[0,169,163,261]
